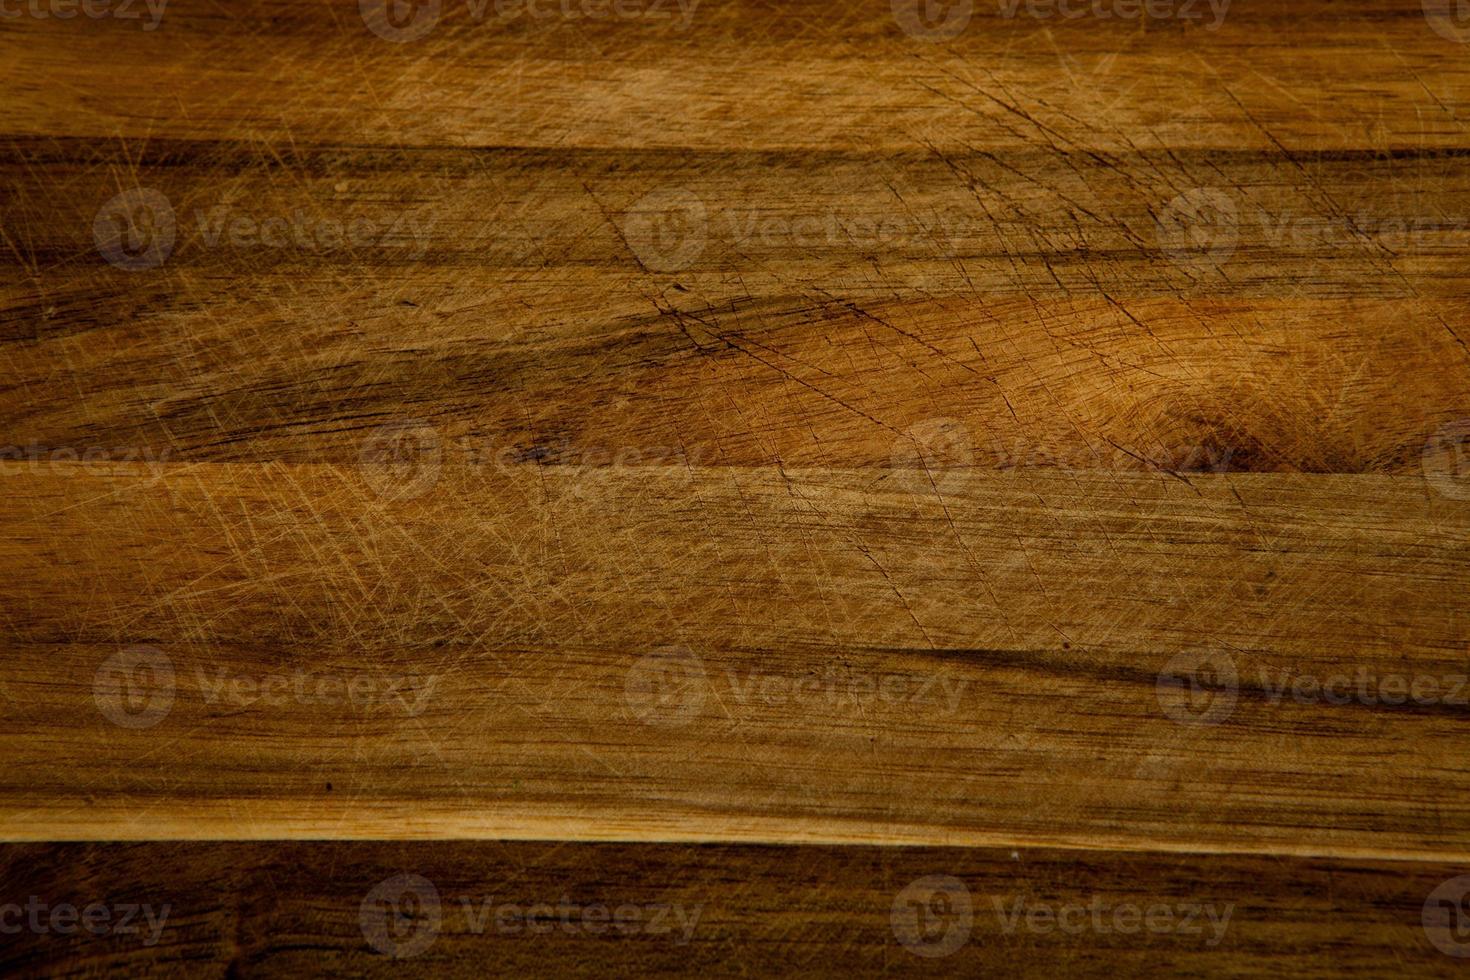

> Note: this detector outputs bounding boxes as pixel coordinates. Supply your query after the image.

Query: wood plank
[0,842,1464,976]
[5,143,1470,465]
[1,463,1467,854]
[7,4,1470,476]
[1,0,1468,152]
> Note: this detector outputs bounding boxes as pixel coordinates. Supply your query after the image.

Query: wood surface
[1,842,1466,977]
[4,0,1470,972]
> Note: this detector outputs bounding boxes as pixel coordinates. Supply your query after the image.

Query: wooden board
[0,842,1466,977]
[4,0,1470,972]
[3,463,1470,858]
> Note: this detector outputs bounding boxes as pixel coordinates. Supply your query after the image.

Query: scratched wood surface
[4,463,1470,859]
[4,0,1470,972]
[1,842,1467,977]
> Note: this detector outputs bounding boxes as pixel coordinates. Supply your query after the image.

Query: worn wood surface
[3,463,1470,859]
[4,0,1470,972]
[0,842,1466,977]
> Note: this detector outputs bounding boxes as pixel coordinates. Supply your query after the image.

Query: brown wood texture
[4,0,1470,972]
[0,842,1465,977]
[2,463,1470,858]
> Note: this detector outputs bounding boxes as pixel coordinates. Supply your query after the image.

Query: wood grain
[1,462,1468,855]
[6,148,1470,469]
[2,0,1468,151]
[4,0,1470,972]
[0,842,1464,977]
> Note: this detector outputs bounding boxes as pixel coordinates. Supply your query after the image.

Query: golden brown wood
[0,463,1468,857]
[4,0,1470,972]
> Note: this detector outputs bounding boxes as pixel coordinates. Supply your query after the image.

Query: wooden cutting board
[3,0,1469,973]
